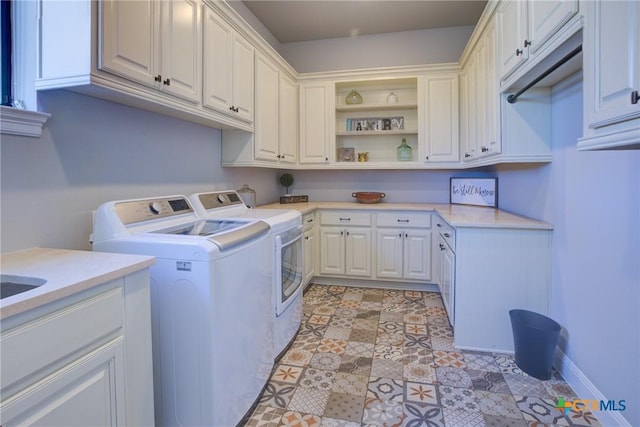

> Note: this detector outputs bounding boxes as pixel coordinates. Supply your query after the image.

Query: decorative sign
[450,178,498,208]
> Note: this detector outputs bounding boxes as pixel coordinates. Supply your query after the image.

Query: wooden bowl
[352,192,386,204]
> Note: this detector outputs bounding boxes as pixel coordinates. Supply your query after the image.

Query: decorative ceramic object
[345,90,363,105]
[357,152,369,162]
[397,138,412,161]
[352,192,386,204]
[386,92,398,103]
[237,184,256,208]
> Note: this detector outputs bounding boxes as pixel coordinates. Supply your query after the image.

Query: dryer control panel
[196,191,244,210]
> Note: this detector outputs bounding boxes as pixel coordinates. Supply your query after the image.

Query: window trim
[0,0,50,137]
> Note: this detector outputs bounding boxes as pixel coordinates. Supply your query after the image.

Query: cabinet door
[481,21,501,157]
[300,82,334,164]
[159,0,201,104]
[203,8,233,113]
[423,74,459,162]
[376,229,403,279]
[403,230,431,282]
[100,0,155,87]
[231,33,255,122]
[527,0,578,55]
[345,228,371,277]
[462,55,477,161]
[319,227,344,275]
[497,0,528,79]
[1,339,126,426]
[440,241,455,327]
[303,228,315,285]
[279,72,299,164]
[585,1,640,129]
[254,53,280,162]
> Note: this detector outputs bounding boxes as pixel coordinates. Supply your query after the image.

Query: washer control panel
[115,196,193,225]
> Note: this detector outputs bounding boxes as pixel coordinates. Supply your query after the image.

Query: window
[1,0,12,106]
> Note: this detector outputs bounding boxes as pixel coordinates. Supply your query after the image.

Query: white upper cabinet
[203,8,254,123]
[423,73,459,163]
[254,53,298,164]
[527,0,579,55]
[497,0,529,79]
[100,1,154,86]
[299,82,334,164]
[578,0,640,150]
[101,0,202,104]
[497,0,580,86]
[279,72,299,164]
[254,54,280,162]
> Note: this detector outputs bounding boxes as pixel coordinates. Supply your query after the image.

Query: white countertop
[258,201,553,230]
[0,248,155,320]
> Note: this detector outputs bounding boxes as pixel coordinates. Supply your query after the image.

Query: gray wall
[492,75,639,426]
[0,90,280,252]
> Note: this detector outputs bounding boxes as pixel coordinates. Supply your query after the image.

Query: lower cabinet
[453,227,551,352]
[0,270,154,426]
[318,211,372,278]
[375,211,432,283]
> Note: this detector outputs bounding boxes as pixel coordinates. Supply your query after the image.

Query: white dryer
[91,195,273,427]
[189,191,303,358]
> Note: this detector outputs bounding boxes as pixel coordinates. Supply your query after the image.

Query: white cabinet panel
[254,54,280,161]
[100,0,155,86]
[586,1,640,128]
[497,0,528,79]
[528,0,579,55]
[345,229,372,277]
[101,0,201,104]
[279,72,299,164]
[403,230,431,282]
[203,8,254,122]
[300,82,333,164]
[423,74,459,163]
[159,0,201,103]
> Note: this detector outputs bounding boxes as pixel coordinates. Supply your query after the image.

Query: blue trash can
[509,309,561,380]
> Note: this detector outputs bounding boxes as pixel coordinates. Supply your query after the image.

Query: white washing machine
[189,190,303,359]
[91,195,274,427]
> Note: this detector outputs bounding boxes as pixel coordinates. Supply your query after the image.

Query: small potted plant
[279,173,294,195]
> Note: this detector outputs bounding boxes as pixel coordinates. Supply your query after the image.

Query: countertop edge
[1,248,156,320]
[259,202,554,230]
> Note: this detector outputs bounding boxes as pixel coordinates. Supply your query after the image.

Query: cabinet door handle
[524,39,531,48]
[307,218,314,223]
[440,243,446,251]
[163,78,170,86]
[464,153,471,158]
[632,90,639,105]
[399,233,402,238]
[397,219,410,223]
[154,74,162,82]
[405,233,408,238]
[325,157,329,162]
[305,236,309,240]
[481,146,489,153]
[339,217,351,221]
[444,232,451,238]
[346,231,350,236]
[340,231,344,236]
[436,223,442,228]
[516,48,523,56]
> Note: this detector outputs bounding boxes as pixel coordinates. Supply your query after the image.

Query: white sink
[0,274,47,299]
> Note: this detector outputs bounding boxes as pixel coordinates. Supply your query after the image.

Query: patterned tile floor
[246,284,600,427]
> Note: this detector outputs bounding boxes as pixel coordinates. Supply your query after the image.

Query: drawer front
[434,218,456,249]
[377,212,431,228]
[1,284,124,390]
[320,211,371,226]
[302,212,316,231]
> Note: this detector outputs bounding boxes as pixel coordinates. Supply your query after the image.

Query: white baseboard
[554,348,632,427]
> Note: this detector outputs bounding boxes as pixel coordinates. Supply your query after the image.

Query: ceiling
[241,1,488,43]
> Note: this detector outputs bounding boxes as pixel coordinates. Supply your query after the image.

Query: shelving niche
[335,78,419,165]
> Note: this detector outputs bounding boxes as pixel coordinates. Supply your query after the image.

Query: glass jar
[345,90,363,105]
[397,138,413,161]
[237,184,256,208]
